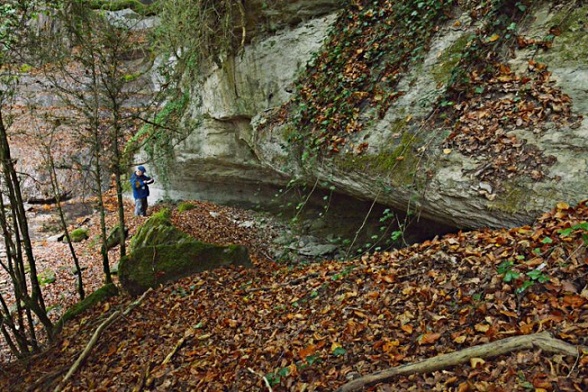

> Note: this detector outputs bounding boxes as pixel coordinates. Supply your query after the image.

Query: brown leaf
[401,324,413,334]
[419,332,442,345]
[453,335,467,344]
[298,344,316,359]
[487,34,500,42]
[474,323,490,333]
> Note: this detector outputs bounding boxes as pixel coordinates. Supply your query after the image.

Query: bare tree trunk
[45,143,85,300]
[0,110,54,354]
[110,109,127,258]
[94,137,112,285]
[113,139,127,258]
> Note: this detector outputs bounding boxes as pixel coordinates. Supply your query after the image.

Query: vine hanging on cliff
[154,0,247,79]
[279,0,456,158]
[438,0,582,193]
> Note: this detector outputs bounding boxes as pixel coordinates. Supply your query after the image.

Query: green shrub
[86,0,153,15]
[178,202,197,213]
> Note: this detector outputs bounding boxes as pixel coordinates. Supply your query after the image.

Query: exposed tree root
[53,288,152,392]
[336,331,585,392]
[26,365,68,392]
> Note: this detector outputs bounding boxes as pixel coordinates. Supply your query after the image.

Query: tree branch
[54,288,152,392]
[161,328,194,365]
[335,331,584,392]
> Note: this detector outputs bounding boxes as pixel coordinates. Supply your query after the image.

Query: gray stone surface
[154,2,588,229]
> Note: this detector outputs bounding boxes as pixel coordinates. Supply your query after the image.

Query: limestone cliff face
[150,2,587,229]
[155,13,339,206]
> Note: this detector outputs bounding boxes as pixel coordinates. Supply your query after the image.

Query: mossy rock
[68,227,89,242]
[39,270,56,286]
[119,209,252,296]
[333,129,424,187]
[103,225,129,252]
[129,209,192,250]
[56,283,119,333]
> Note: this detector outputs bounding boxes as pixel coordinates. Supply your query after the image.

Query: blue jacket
[130,172,153,199]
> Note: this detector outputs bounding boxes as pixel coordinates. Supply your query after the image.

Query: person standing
[130,165,154,216]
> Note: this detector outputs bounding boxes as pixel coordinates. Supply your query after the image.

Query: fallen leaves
[419,332,442,345]
[442,49,581,194]
[2,197,588,391]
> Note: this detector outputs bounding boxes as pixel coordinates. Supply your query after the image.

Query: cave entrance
[246,183,460,258]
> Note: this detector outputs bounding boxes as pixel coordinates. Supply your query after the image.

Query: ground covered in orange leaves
[1,198,587,391]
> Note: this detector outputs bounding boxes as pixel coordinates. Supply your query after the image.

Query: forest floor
[0,194,587,391]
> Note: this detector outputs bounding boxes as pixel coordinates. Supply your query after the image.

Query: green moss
[129,208,191,250]
[150,208,172,223]
[121,207,252,295]
[69,228,89,242]
[546,6,588,64]
[56,283,119,331]
[487,182,527,213]
[334,124,423,187]
[120,242,251,296]
[86,0,156,15]
[431,33,473,86]
[39,270,56,286]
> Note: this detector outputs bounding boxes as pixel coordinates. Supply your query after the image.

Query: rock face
[151,12,340,208]
[151,1,588,229]
[118,209,252,296]
[10,3,588,231]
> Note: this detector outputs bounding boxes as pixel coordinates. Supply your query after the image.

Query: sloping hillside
[2,197,586,391]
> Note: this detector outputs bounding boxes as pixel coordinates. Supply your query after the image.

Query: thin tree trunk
[0,294,29,357]
[110,101,126,258]
[0,323,23,361]
[46,147,85,300]
[95,141,112,285]
[89,54,112,285]
[0,111,54,342]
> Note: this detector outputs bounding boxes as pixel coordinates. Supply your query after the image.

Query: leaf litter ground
[1,197,587,391]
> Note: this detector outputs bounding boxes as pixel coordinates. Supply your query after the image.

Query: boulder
[68,227,89,243]
[118,209,252,296]
[103,225,129,252]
